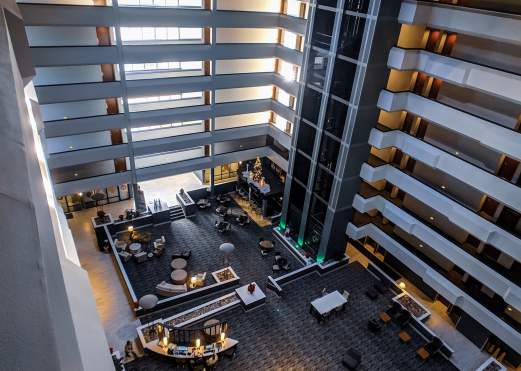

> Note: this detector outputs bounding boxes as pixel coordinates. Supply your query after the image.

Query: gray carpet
[126,262,457,371]
[120,199,302,300]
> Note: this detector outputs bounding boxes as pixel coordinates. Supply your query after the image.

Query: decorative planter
[211,266,239,283]
[393,292,431,322]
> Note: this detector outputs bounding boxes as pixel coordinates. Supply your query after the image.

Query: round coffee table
[171,258,187,270]
[129,243,142,254]
[259,240,274,250]
[204,318,221,336]
[171,269,187,284]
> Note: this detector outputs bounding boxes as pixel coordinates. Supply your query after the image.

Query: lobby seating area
[126,262,456,370]
[116,198,301,300]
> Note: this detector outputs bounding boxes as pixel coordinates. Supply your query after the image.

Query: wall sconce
[220,332,226,342]
[195,338,201,348]
[128,226,134,233]
[162,336,168,347]
[190,276,197,288]
[398,282,406,290]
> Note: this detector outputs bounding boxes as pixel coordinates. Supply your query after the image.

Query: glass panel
[317,0,337,7]
[293,151,312,185]
[324,98,348,139]
[304,198,325,258]
[313,166,334,202]
[301,87,322,125]
[296,120,317,156]
[344,0,371,13]
[337,15,366,59]
[344,0,370,13]
[311,8,335,50]
[306,49,329,89]
[287,180,306,241]
[318,134,341,171]
[309,195,328,225]
[330,57,357,100]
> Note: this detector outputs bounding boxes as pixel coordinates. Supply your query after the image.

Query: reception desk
[143,338,238,360]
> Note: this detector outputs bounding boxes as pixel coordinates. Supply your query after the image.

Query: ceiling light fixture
[441,185,446,190]
[429,216,434,221]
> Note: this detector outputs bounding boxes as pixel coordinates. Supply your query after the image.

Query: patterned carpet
[120,199,302,300]
[126,262,457,371]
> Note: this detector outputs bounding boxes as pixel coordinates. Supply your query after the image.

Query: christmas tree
[252,157,263,183]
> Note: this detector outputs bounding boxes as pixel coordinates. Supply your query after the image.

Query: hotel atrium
[1,0,520,370]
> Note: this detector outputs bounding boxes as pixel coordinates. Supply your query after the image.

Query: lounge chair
[385,301,402,319]
[417,337,443,360]
[396,310,411,328]
[365,288,378,301]
[118,251,132,262]
[367,319,381,333]
[342,348,361,370]
[156,281,188,296]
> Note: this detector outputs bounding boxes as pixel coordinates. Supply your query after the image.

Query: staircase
[169,205,185,221]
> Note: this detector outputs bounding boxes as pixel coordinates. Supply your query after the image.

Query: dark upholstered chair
[342,348,361,370]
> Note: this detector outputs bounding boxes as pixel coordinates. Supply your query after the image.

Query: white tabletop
[129,243,141,253]
[235,282,266,306]
[311,291,346,315]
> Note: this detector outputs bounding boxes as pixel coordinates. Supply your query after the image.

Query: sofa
[156,281,188,297]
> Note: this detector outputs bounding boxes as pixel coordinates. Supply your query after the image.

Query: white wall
[18,0,100,4]
[216,0,281,12]
[215,85,272,103]
[135,146,204,168]
[216,58,275,74]
[394,226,455,272]
[26,26,98,46]
[452,34,521,76]
[412,162,483,211]
[34,65,104,85]
[216,28,279,44]
[402,194,468,244]
[46,131,112,153]
[437,83,520,130]
[129,123,204,141]
[215,112,270,130]
[129,97,204,112]
[423,124,501,173]
[40,99,107,121]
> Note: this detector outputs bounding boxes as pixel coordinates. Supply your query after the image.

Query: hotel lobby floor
[127,262,457,371]
[119,199,302,299]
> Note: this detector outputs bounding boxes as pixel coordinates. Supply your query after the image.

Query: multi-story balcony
[388,47,521,105]
[378,90,521,161]
[359,161,521,262]
[399,0,521,47]
[347,218,521,355]
[351,189,521,310]
[368,127,521,213]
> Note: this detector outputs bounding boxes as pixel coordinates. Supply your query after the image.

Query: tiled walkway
[67,200,141,353]
[127,262,457,370]
[120,200,303,299]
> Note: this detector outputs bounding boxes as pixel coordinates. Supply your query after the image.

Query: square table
[235,282,266,310]
[399,330,411,343]
[311,291,347,316]
[379,312,391,323]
